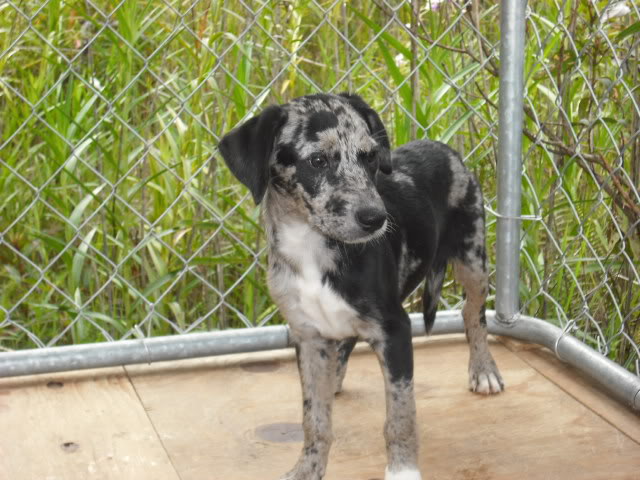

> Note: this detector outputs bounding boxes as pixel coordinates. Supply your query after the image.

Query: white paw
[278,471,305,480]
[469,366,504,394]
[385,466,423,480]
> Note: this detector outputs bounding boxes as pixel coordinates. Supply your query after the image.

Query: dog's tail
[422,261,446,335]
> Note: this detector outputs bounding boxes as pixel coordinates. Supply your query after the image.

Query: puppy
[218,93,503,480]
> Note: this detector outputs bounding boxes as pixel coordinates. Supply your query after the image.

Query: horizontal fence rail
[1,310,638,411]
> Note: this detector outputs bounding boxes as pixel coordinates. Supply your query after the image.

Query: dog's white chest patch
[269,221,358,340]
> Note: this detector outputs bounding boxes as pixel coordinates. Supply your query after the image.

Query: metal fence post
[496,0,527,324]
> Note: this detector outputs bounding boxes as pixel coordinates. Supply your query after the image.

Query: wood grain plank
[0,368,181,480]
[499,337,640,443]
[127,336,640,480]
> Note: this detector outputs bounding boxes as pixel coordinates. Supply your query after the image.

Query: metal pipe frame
[1,310,638,412]
[496,0,527,323]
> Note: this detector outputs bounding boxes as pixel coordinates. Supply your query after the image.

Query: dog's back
[378,139,487,333]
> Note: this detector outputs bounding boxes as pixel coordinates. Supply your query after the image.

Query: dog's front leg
[281,337,337,480]
[372,316,422,480]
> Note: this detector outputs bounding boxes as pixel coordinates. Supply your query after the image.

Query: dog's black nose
[355,207,387,232]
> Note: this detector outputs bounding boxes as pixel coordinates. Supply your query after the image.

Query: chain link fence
[519,0,640,375]
[1,1,638,374]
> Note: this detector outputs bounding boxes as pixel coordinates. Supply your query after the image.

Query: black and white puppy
[218,93,503,480]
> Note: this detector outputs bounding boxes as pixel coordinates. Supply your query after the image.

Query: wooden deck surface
[0,335,638,480]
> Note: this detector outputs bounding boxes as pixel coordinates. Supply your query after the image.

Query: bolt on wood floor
[1,335,638,480]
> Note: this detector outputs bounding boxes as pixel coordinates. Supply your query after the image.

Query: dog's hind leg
[371,313,422,480]
[334,336,357,394]
[281,337,337,480]
[453,251,504,394]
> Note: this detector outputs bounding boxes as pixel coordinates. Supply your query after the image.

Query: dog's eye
[360,150,377,164]
[310,154,328,169]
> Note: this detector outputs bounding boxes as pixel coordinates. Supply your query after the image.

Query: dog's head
[218,93,392,244]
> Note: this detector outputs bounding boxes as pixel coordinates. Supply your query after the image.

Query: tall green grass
[0,1,638,372]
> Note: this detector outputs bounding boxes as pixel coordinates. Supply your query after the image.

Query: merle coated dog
[218,93,503,480]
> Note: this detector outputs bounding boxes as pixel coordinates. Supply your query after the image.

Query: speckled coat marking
[218,93,504,480]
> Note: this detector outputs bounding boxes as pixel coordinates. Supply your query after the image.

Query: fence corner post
[496,0,527,324]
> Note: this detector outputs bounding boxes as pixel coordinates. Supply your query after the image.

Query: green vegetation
[0,1,638,372]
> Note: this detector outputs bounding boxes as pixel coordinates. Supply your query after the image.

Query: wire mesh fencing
[0,0,638,375]
[518,1,640,375]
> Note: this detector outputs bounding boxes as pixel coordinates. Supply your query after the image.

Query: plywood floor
[1,335,639,480]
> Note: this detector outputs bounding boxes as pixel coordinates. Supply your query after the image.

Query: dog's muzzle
[355,207,387,233]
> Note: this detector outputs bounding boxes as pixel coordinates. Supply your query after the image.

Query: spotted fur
[218,93,503,480]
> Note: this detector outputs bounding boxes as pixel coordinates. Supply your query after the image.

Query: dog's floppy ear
[339,93,392,174]
[218,105,288,204]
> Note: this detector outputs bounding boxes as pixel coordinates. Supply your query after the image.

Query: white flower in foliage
[601,2,631,22]
[394,53,409,69]
[90,77,104,92]
[426,0,447,11]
